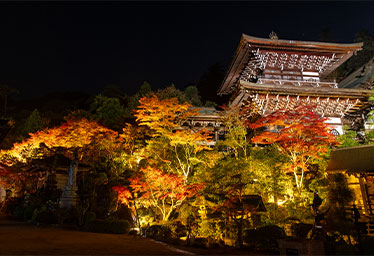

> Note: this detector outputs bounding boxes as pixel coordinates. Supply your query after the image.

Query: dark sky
[1,1,374,99]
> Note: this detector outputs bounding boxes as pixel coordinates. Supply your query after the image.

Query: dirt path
[0,216,189,255]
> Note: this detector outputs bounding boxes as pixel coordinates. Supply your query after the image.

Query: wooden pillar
[359,175,371,216]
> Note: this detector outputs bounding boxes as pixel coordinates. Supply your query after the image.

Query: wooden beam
[239,80,371,98]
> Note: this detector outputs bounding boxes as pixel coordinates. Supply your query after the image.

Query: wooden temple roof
[27,154,90,172]
[219,34,363,95]
[326,145,374,173]
[230,195,266,213]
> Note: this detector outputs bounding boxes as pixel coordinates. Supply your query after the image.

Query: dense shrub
[191,237,209,248]
[12,205,24,220]
[23,206,35,220]
[54,207,78,225]
[84,219,131,234]
[359,236,374,255]
[244,225,286,251]
[291,223,313,239]
[36,210,58,224]
[84,211,96,225]
[146,225,173,242]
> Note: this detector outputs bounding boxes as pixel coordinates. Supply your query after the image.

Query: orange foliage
[128,166,204,221]
[0,166,40,194]
[112,186,132,205]
[134,95,198,136]
[134,95,212,179]
[0,118,118,166]
[248,105,339,191]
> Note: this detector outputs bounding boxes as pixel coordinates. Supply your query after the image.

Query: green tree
[101,84,127,104]
[123,81,153,119]
[197,63,226,105]
[90,94,125,130]
[325,173,355,236]
[250,145,291,208]
[338,126,360,148]
[19,109,44,138]
[184,85,202,106]
[216,106,250,160]
[197,106,255,247]
[138,81,152,97]
[134,95,211,181]
[155,84,186,102]
[336,30,374,80]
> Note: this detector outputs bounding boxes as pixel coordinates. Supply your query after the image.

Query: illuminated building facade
[218,33,372,134]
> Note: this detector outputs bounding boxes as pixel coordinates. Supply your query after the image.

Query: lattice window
[330,129,340,136]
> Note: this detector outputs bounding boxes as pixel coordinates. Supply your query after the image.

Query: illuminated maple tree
[112,186,132,205]
[0,118,118,167]
[134,95,212,180]
[0,166,40,194]
[0,119,120,196]
[135,95,195,135]
[112,167,204,222]
[248,105,338,193]
[128,166,204,221]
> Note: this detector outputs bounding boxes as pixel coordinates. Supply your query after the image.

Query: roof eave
[242,33,364,51]
[239,80,372,98]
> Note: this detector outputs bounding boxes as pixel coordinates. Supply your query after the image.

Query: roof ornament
[269,31,278,40]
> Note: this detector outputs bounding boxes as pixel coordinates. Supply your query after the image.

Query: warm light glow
[277,199,287,206]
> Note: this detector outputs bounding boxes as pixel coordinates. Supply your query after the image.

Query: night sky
[1,1,374,99]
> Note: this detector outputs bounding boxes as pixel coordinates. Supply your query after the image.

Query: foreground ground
[0,215,258,255]
[0,216,185,255]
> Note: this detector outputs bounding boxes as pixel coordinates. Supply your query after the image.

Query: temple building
[217,33,374,234]
[218,33,372,133]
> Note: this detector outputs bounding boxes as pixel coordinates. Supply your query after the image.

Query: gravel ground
[0,216,262,255]
[0,216,187,255]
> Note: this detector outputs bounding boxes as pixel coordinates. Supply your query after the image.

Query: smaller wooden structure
[27,154,90,207]
[326,144,374,234]
[182,107,224,145]
[29,154,89,190]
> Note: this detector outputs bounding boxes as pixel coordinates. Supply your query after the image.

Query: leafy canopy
[249,105,338,192]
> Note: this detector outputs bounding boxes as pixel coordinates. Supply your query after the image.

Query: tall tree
[19,109,44,139]
[197,63,226,105]
[101,84,127,104]
[123,81,153,119]
[0,118,117,166]
[115,166,204,222]
[336,30,374,80]
[155,84,186,102]
[90,94,125,130]
[134,95,212,180]
[184,85,202,106]
[249,106,338,194]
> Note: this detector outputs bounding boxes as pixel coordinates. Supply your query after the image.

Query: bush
[360,236,374,255]
[291,223,313,239]
[55,207,79,225]
[84,211,96,225]
[36,211,58,224]
[12,206,24,220]
[192,237,209,248]
[84,219,131,234]
[244,225,286,251]
[146,225,173,242]
[23,206,35,221]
